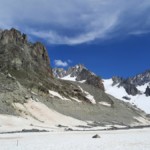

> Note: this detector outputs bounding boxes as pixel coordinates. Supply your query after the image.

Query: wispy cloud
[0,0,150,45]
[54,60,69,67]
[129,30,150,35]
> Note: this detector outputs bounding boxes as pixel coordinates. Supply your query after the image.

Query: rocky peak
[53,64,85,78]
[53,64,104,91]
[0,28,52,78]
[129,70,150,86]
[53,68,66,78]
[112,76,123,86]
[68,64,85,77]
[0,28,27,45]
[111,70,150,96]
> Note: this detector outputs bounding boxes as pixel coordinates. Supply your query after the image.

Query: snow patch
[48,90,70,101]
[85,94,96,104]
[61,74,76,81]
[132,116,150,126]
[99,101,111,107]
[78,86,96,104]
[70,97,82,103]
[61,74,86,83]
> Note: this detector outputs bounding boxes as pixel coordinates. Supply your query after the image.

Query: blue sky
[47,34,150,78]
[0,0,150,78]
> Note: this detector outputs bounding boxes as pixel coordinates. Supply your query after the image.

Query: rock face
[145,86,150,96]
[0,28,52,78]
[112,77,139,96]
[53,65,104,91]
[76,68,104,90]
[129,70,150,86]
[120,80,139,96]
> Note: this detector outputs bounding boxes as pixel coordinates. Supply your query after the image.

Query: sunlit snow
[103,79,150,114]
[0,128,150,150]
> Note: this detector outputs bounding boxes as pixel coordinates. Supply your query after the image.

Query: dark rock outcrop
[121,81,139,96]
[145,86,150,97]
[122,96,131,100]
[112,77,139,96]
[112,76,123,86]
[76,69,104,91]
[92,134,100,138]
[0,28,52,78]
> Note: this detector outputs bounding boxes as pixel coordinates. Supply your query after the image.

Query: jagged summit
[111,70,150,96]
[53,64,85,78]
[0,28,28,44]
[103,70,150,114]
[53,64,104,91]
[129,70,150,86]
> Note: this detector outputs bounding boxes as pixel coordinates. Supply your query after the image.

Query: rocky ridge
[53,64,104,91]
[112,71,150,96]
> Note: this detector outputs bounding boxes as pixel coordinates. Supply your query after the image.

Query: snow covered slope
[103,79,150,114]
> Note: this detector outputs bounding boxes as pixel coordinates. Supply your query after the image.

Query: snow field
[103,79,150,114]
[0,128,150,150]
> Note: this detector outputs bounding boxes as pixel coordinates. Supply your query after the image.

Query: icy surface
[0,128,150,150]
[103,79,150,114]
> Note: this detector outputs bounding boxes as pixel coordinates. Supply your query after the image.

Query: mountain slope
[103,71,150,114]
[53,64,150,115]
[103,79,150,114]
[0,28,150,132]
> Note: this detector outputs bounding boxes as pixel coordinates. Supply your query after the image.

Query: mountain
[103,71,150,114]
[53,64,105,91]
[53,64,150,115]
[0,28,150,133]
[111,70,150,96]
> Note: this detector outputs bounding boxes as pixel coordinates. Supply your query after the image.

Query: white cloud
[54,60,68,67]
[67,59,72,63]
[0,0,150,45]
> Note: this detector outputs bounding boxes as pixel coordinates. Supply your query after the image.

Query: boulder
[92,134,101,138]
